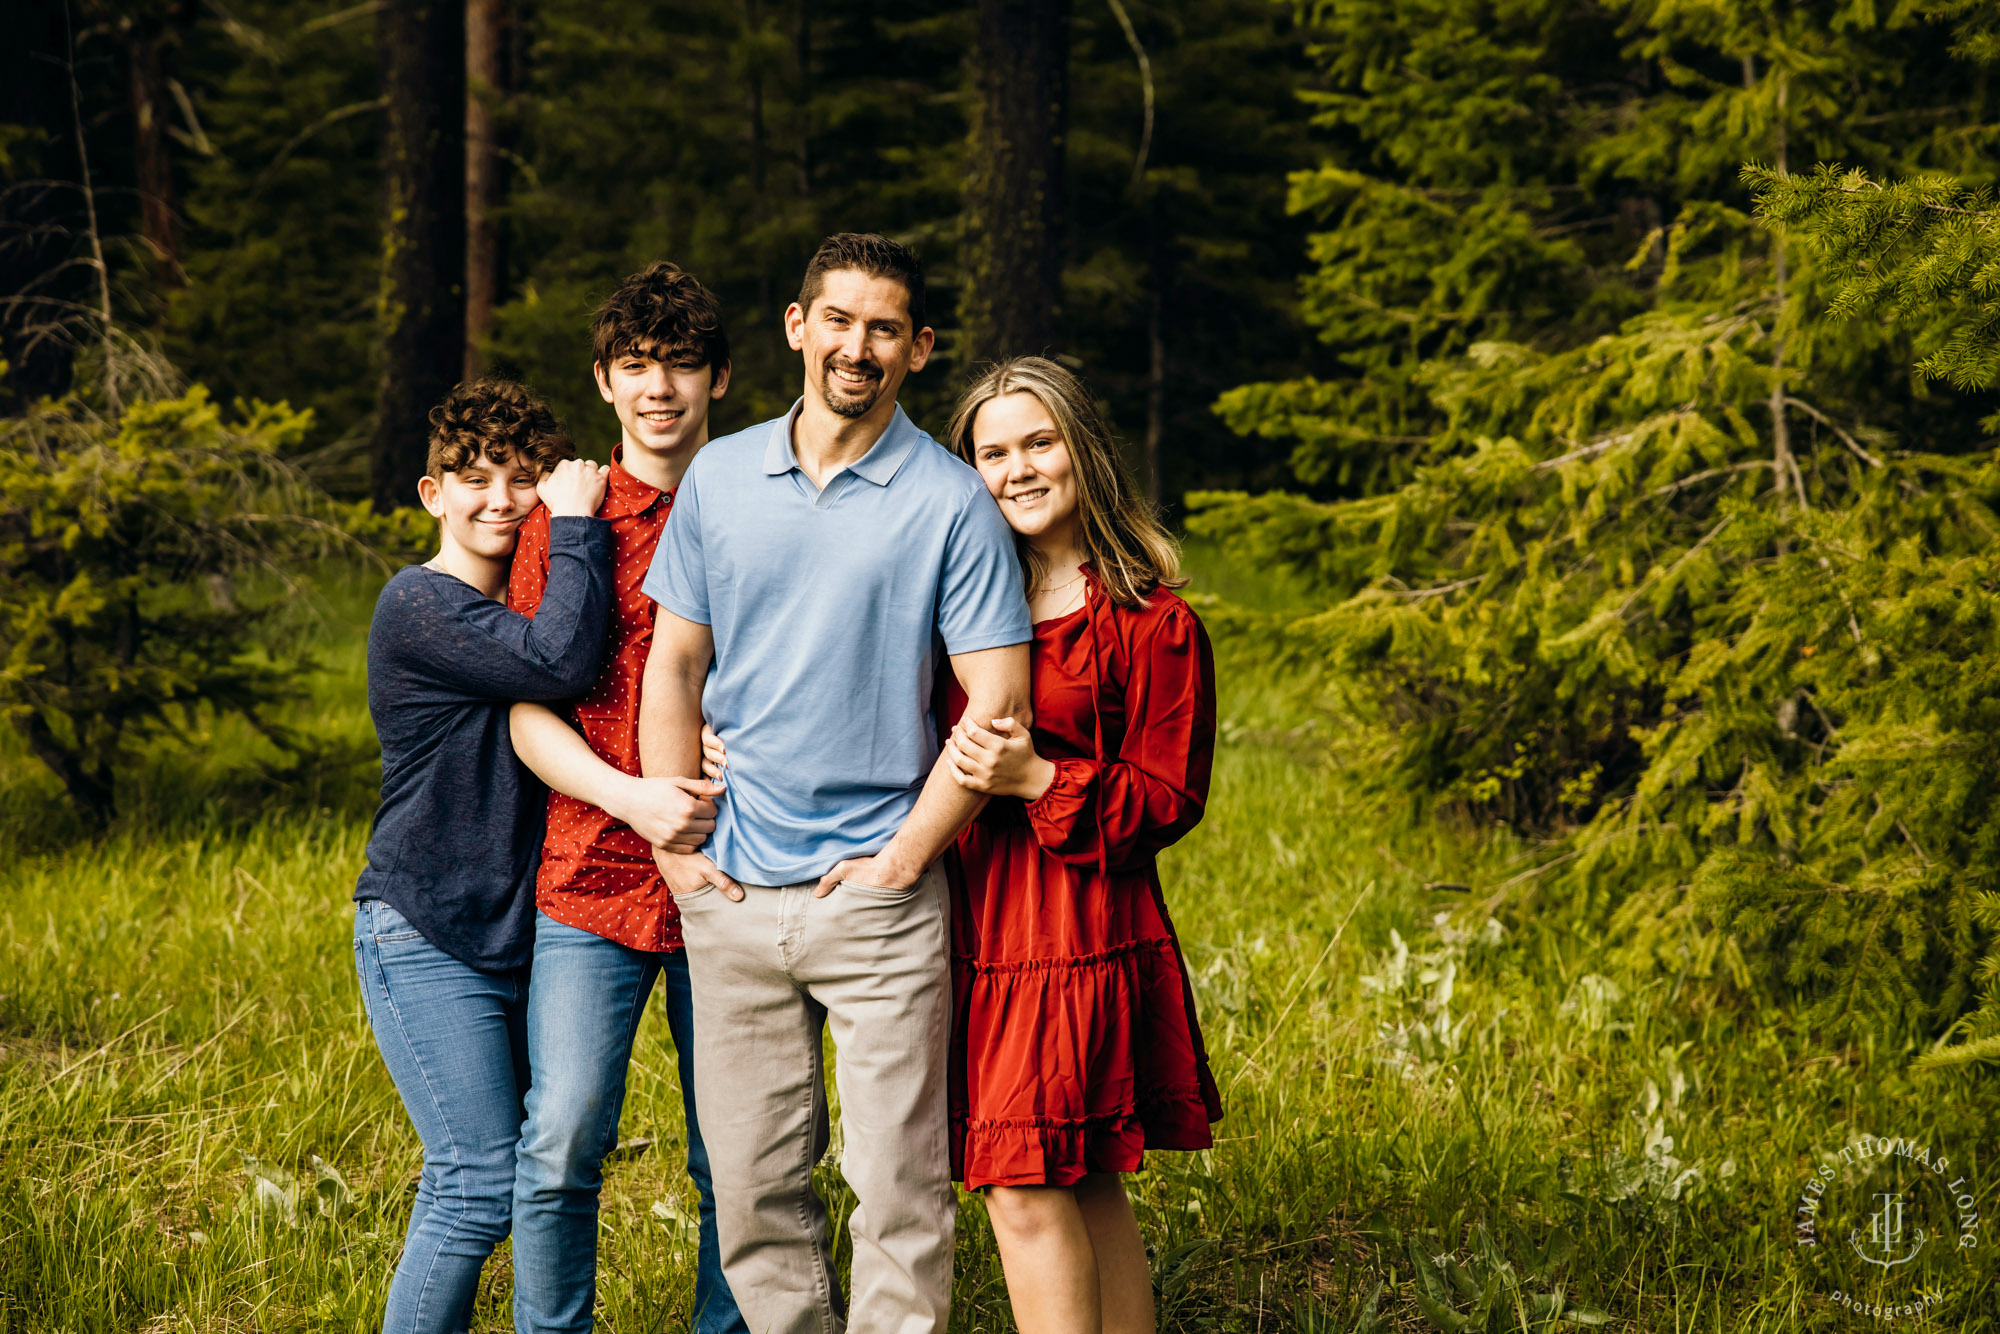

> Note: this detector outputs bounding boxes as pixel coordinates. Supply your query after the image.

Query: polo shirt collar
[604,443,666,518]
[763,399,922,487]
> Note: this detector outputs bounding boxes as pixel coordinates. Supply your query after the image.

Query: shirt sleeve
[641,467,711,625]
[384,516,615,702]
[507,506,553,617]
[1023,599,1217,871]
[937,485,1032,654]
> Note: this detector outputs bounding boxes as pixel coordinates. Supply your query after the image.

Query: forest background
[6,0,2000,1329]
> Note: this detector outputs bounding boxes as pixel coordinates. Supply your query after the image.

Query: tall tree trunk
[746,0,772,317]
[0,0,82,407]
[961,0,1068,362]
[463,0,504,379]
[1747,57,1804,508]
[372,0,467,513]
[128,29,181,291]
[796,3,812,195]
[1144,199,1167,505]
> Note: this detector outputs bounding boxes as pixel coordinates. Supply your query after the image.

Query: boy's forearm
[509,702,637,814]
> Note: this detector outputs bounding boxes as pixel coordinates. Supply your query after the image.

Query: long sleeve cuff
[547,513,613,555]
[1024,757,1096,855]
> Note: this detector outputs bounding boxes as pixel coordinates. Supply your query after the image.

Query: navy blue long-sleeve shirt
[354,515,614,970]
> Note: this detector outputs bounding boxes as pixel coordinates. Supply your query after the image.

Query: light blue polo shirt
[642,400,1032,885]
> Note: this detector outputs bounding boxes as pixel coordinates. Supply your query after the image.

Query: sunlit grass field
[1,548,1993,1332]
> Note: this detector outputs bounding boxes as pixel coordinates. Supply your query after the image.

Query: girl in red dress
[941,356,1222,1334]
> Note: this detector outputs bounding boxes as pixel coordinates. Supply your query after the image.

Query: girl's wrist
[1017,757,1058,802]
[599,770,642,823]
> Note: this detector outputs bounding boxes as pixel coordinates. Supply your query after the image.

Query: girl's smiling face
[417,449,541,561]
[969,390,1080,544]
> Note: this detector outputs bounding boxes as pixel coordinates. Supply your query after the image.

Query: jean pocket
[363,900,426,944]
[669,883,717,903]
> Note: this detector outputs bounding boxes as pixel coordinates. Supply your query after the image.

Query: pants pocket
[364,899,426,944]
[838,878,923,902]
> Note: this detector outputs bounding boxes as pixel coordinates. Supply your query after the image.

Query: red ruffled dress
[947,576,1223,1189]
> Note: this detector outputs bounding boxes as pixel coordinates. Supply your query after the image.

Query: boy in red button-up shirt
[504,263,747,1334]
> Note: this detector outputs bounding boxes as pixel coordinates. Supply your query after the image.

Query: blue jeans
[512,913,745,1334]
[354,899,529,1334]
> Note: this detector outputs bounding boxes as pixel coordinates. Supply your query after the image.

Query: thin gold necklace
[1036,568,1085,594]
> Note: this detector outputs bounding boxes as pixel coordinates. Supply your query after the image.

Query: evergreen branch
[299,1,384,37]
[263,98,388,177]
[1477,850,1581,915]
[1774,174,1989,220]
[1103,0,1155,193]
[1534,437,1623,470]
[1648,461,1773,499]
[1781,397,1883,468]
[1911,1032,2000,1071]
[1394,575,1488,600]
[1617,515,1735,620]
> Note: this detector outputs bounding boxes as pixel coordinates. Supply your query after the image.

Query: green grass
[1,553,1993,1331]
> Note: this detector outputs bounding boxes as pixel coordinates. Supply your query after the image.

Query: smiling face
[417,449,541,562]
[785,268,933,421]
[969,390,1082,546]
[595,344,729,462]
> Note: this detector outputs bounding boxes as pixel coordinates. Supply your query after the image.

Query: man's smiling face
[786,269,933,420]
[595,343,729,461]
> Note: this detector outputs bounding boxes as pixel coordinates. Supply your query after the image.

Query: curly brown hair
[591,262,731,372]
[426,379,576,478]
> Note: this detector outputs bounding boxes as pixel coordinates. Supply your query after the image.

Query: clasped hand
[944,716,1055,802]
[619,774,723,855]
[538,458,610,517]
[645,724,744,900]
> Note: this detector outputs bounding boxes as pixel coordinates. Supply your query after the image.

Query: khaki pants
[674,865,954,1334]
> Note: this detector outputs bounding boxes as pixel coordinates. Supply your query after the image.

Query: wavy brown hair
[947,356,1184,608]
[427,379,575,478]
[591,261,730,372]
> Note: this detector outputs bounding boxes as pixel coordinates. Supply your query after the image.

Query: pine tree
[1750,164,2000,412]
[1201,0,2000,1059]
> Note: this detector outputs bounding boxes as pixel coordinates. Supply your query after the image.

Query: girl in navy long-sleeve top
[352,381,611,1334]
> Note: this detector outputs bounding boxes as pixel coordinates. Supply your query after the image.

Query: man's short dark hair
[797,234,927,333]
[592,262,730,372]
[427,379,575,478]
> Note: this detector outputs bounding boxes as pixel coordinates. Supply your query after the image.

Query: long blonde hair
[947,357,1185,608]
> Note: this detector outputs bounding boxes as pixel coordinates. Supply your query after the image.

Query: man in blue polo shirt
[637,234,1032,1334]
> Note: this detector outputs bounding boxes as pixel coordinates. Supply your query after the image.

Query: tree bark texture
[128,27,182,288]
[961,0,1068,364]
[372,0,467,513]
[463,0,504,379]
[1144,199,1167,505]
[0,0,82,405]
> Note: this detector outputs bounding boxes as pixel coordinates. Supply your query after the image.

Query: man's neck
[791,390,899,488]
[619,430,706,494]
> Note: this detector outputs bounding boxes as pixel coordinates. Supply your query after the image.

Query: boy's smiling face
[595,343,730,463]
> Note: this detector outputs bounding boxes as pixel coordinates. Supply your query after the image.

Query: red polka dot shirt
[508,446,684,953]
